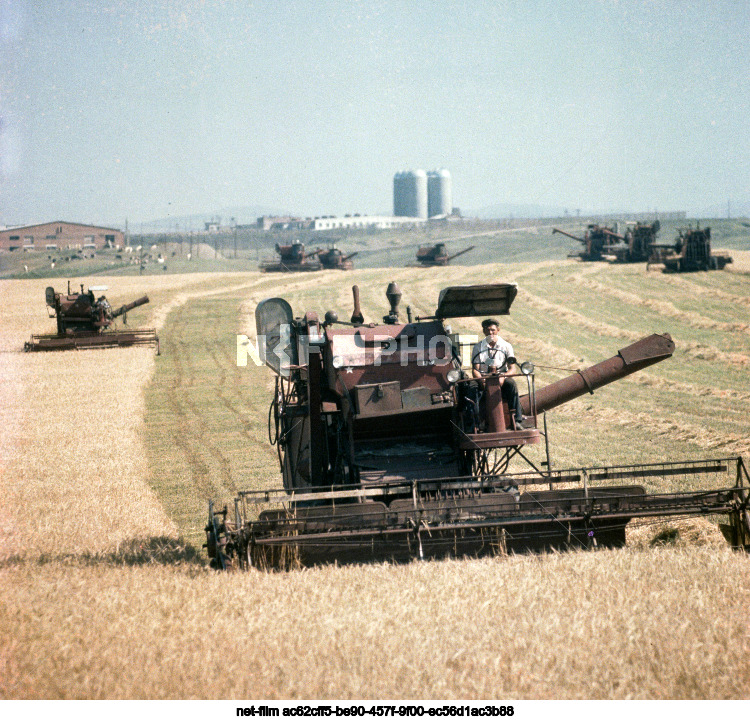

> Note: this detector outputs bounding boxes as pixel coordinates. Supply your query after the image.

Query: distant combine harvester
[648,225,732,272]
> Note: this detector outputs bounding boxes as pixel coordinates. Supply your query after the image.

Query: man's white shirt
[471,336,515,373]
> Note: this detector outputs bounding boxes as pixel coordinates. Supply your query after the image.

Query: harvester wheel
[268,397,279,445]
[206,502,232,571]
[236,536,254,571]
[741,489,750,548]
[208,540,235,571]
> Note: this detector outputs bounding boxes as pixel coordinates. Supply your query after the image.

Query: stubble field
[1,256,749,699]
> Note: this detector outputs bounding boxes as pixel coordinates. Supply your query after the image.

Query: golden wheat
[1,264,750,700]
[1,547,748,699]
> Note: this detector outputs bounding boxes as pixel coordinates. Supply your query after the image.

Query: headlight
[446,369,462,383]
[331,355,344,369]
[520,361,534,376]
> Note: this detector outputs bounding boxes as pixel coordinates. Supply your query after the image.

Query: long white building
[311,215,425,231]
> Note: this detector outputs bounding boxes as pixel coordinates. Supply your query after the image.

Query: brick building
[0,221,124,252]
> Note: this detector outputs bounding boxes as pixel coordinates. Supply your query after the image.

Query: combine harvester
[648,225,733,272]
[24,282,158,352]
[413,242,475,267]
[552,224,614,261]
[318,245,358,271]
[600,220,661,263]
[206,282,749,569]
[259,241,323,272]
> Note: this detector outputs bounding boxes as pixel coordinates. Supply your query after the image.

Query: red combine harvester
[259,241,323,272]
[553,224,615,261]
[318,246,358,270]
[648,226,733,272]
[24,282,159,352]
[206,282,749,569]
[601,220,661,263]
[414,243,475,267]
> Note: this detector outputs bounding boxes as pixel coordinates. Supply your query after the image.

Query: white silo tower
[411,169,428,219]
[428,169,452,218]
[393,169,428,218]
[393,171,408,217]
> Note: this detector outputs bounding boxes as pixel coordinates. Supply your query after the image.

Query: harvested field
[1,262,749,700]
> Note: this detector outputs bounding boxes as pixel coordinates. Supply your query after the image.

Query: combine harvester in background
[648,225,733,272]
[260,241,358,272]
[259,240,323,272]
[24,282,158,352]
[412,242,475,267]
[206,282,750,569]
[552,224,615,261]
[600,220,661,263]
[318,245,358,271]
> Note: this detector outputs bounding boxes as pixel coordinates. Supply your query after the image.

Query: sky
[1,0,749,227]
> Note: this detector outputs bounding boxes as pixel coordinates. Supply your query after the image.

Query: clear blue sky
[1,0,748,226]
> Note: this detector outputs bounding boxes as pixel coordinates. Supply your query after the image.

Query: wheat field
[1,259,749,700]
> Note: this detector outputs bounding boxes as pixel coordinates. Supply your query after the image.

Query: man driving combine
[472,318,524,428]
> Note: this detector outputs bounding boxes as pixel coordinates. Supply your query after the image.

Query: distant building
[256,214,426,231]
[619,211,686,222]
[0,221,123,252]
[257,216,310,230]
[310,215,425,231]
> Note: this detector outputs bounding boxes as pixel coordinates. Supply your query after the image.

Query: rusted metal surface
[112,295,150,319]
[25,328,159,352]
[520,333,675,415]
[435,283,517,319]
[458,428,541,449]
[204,282,747,570]
[350,284,364,325]
[209,458,749,568]
[484,375,507,432]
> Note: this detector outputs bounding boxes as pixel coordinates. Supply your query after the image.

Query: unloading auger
[206,282,750,569]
